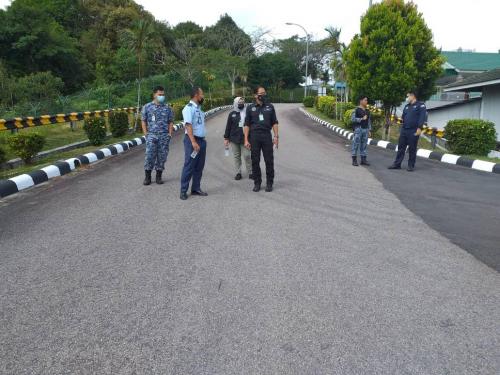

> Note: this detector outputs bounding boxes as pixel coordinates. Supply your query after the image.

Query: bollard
[431,128,437,149]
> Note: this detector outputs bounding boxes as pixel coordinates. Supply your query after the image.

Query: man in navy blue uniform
[389,91,427,172]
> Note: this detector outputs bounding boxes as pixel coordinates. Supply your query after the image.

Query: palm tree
[122,19,155,130]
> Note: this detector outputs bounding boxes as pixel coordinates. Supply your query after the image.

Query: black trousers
[394,128,420,168]
[250,131,274,185]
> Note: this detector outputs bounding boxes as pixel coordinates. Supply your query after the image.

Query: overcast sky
[1,0,498,52]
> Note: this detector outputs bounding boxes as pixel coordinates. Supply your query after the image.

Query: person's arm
[183,106,200,152]
[224,113,232,146]
[168,107,174,137]
[271,107,279,147]
[353,108,365,123]
[244,106,251,149]
[416,103,427,135]
[141,106,148,135]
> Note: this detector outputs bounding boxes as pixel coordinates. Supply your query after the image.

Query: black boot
[155,170,163,184]
[361,156,370,166]
[143,170,152,185]
[352,156,359,166]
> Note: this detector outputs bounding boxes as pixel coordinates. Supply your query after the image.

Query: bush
[303,96,315,107]
[317,96,335,114]
[444,119,497,156]
[109,111,129,137]
[7,133,45,164]
[336,102,356,119]
[83,117,107,145]
[0,144,7,164]
[343,109,355,129]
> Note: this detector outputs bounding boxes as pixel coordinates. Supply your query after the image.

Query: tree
[247,53,301,92]
[345,0,443,138]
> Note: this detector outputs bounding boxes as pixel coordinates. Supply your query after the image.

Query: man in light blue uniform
[141,85,174,185]
[180,87,207,200]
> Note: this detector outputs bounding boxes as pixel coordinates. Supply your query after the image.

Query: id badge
[258,113,264,122]
[239,119,244,128]
[151,114,156,122]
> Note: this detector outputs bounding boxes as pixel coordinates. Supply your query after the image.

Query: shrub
[109,111,129,137]
[343,109,355,129]
[7,133,45,164]
[444,119,497,156]
[83,117,107,145]
[317,96,335,114]
[336,102,356,119]
[0,144,7,164]
[303,96,315,107]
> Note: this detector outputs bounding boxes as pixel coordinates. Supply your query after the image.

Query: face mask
[199,97,204,105]
[157,95,165,103]
[405,97,411,104]
[258,94,268,103]
[237,104,244,110]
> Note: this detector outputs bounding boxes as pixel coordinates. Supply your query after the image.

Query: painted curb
[0,105,232,198]
[299,107,500,175]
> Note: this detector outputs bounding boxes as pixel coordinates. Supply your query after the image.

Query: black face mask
[257,94,268,103]
[237,104,244,110]
[198,97,204,105]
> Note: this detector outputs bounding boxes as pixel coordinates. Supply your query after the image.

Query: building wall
[481,85,500,140]
[427,100,481,130]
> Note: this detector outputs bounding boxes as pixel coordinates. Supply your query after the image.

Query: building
[427,69,500,140]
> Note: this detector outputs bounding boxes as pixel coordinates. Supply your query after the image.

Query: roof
[426,97,482,111]
[444,69,500,91]
[442,51,500,72]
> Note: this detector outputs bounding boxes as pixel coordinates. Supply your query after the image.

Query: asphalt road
[0,104,499,374]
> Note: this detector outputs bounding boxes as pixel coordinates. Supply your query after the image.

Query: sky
[0,0,499,52]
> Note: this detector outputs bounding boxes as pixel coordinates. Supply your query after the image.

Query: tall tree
[345,0,443,138]
[247,53,301,92]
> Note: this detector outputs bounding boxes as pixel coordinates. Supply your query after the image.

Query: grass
[302,106,500,163]
[0,131,142,179]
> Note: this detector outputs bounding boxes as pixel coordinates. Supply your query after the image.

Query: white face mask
[405,97,411,104]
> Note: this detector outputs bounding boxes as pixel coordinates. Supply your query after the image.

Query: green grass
[0,131,142,179]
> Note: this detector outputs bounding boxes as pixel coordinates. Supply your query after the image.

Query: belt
[194,135,205,140]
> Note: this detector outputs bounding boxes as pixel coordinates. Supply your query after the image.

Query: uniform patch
[251,107,257,112]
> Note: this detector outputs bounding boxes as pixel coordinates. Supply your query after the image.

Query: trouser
[230,141,252,175]
[351,127,369,157]
[144,133,171,171]
[250,131,274,185]
[180,135,207,193]
[393,128,420,168]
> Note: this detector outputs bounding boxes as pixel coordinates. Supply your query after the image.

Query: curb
[0,105,231,198]
[299,107,500,175]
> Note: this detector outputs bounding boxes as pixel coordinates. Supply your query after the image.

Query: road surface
[1,104,498,374]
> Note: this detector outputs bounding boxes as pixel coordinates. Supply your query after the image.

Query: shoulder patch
[187,103,193,107]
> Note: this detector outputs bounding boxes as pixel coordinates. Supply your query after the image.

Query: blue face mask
[157,95,165,103]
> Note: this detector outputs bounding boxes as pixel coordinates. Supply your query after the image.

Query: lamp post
[286,22,310,98]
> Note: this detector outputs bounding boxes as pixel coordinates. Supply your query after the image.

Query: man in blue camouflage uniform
[141,85,174,185]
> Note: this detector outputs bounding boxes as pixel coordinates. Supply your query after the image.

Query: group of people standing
[140,84,427,200]
[140,85,279,200]
[350,90,428,171]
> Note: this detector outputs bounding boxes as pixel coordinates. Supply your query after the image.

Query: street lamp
[286,22,310,98]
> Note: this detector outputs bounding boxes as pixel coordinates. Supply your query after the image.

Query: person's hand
[244,140,251,150]
[363,115,368,120]
[273,136,279,148]
[224,139,229,147]
[415,128,422,136]
[192,141,200,152]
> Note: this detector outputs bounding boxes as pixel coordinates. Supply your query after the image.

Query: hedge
[109,111,129,137]
[444,119,497,156]
[83,117,107,146]
[343,109,355,129]
[7,133,46,164]
[303,96,315,107]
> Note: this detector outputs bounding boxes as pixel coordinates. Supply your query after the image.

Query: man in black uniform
[243,86,279,192]
[389,90,427,172]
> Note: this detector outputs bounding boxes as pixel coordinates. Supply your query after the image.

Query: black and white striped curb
[299,107,500,174]
[0,105,232,198]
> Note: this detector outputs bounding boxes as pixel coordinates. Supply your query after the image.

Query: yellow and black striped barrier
[0,107,139,132]
[367,105,444,138]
